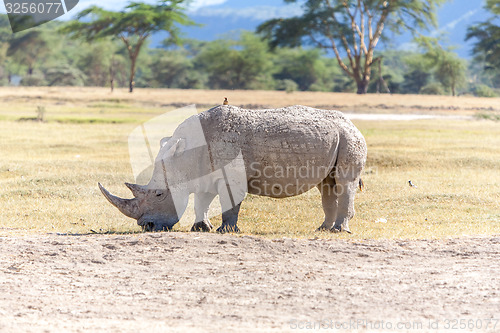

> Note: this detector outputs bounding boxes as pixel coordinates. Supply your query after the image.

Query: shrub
[420,82,445,95]
[473,84,497,98]
[277,79,299,93]
[20,72,46,86]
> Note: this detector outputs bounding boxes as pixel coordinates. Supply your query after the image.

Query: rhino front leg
[217,203,241,233]
[215,178,243,233]
[316,178,338,231]
[191,192,216,232]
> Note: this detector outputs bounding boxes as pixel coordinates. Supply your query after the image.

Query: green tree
[272,48,345,91]
[366,50,410,93]
[78,42,114,87]
[0,15,11,43]
[466,0,500,71]
[401,53,433,94]
[417,37,466,96]
[196,32,274,90]
[7,30,50,76]
[434,52,466,96]
[258,0,446,94]
[76,40,129,88]
[420,82,445,95]
[149,48,206,89]
[45,64,86,86]
[0,16,13,85]
[466,0,500,89]
[109,54,130,90]
[61,0,194,92]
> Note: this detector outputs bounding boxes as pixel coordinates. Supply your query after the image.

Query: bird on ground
[408,180,417,188]
[223,97,229,105]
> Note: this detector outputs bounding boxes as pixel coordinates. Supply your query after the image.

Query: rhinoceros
[99,105,367,233]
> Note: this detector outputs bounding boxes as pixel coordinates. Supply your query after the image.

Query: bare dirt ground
[1,233,499,332]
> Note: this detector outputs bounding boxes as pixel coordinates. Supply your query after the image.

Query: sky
[0,0,490,57]
[69,0,299,15]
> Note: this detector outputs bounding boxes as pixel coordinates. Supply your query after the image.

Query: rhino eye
[156,192,163,197]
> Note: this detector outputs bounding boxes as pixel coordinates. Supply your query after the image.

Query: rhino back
[198,105,360,197]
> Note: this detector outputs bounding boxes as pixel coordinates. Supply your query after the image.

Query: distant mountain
[150,0,490,58]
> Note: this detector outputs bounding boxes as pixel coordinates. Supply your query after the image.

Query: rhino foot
[191,220,214,232]
[216,224,240,234]
[142,223,172,232]
[332,226,352,234]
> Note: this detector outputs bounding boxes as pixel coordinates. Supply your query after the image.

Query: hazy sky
[0,0,299,17]
[0,0,486,30]
[0,0,489,56]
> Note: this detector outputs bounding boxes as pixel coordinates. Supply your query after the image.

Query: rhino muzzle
[138,218,176,232]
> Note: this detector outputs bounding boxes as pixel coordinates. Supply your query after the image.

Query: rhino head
[98,182,181,232]
[98,137,192,232]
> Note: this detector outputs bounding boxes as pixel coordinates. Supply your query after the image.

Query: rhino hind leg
[332,165,362,233]
[191,192,217,232]
[333,181,355,233]
[217,203,241,234]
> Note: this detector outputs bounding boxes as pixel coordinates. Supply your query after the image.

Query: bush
[277,79,299,93]
[420,82,445,95]
[475,112,500,121]
[473,84,497,97]
[45,65,86,87]
[20,72,47,86]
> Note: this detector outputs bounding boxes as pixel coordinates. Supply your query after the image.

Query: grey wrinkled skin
[99,105,367,233]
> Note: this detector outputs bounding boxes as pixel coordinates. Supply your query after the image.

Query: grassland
[0,87,499,239]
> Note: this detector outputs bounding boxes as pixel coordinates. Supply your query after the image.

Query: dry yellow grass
[0,87,499,239]
[1,86,499,118]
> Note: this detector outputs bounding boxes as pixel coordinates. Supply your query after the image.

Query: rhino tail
[358,178,365,191]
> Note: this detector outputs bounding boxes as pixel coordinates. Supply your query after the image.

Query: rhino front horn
[98,183,142,219]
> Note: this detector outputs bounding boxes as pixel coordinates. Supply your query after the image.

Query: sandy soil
[1,233,499,332]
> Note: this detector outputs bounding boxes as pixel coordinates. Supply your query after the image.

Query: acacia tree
[434,53,466,96]
[258,0,446,94]
[61,0,193,92]
[417,37,466,96]
[466,0,500,71]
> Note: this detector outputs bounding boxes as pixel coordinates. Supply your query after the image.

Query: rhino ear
[160,136,171,148]
[175,138,186,156]
[166,138,186,158]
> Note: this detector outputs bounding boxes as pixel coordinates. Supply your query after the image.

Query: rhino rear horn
[125,183,147,197]
[98,183,142,219]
